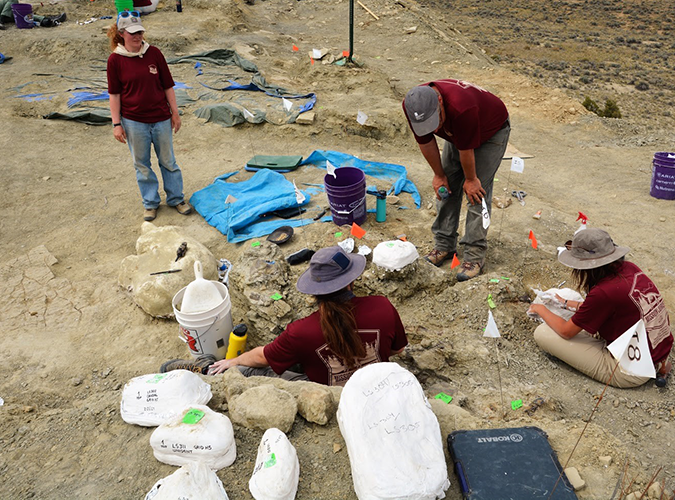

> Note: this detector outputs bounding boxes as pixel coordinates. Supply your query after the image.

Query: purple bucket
[654,152,675,166]
[650,160,675,200]
[324,167,367,226]
[11,3,34,29]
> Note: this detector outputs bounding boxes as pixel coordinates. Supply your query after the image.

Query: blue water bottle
[375,190,387,222]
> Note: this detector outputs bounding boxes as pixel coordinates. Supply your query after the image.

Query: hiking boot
[143,208,157,221]
[656,360,671,387]
[160,354,217,375]
[425,249,454,267]
[173,201,192,215]
[53,12,66,24]
[456,261,484,282]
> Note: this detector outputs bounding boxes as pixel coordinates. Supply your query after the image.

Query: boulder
[118,223,218,317]
[228,385,297,433]
[221,368,337,425]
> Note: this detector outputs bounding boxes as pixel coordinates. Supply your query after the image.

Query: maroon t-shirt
[107,46,175,123]
[572,261,673,364]
[402,79,508,150]
[263,296,409,386]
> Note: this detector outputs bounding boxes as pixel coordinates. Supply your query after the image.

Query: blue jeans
[121,117,185,209]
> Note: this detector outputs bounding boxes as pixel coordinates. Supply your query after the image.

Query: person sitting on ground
[528,228,673,388]
[0,0,66,29]
[161,246,409,386]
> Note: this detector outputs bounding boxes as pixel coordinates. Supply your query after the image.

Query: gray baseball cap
[118,14,145,33]
[558,228,630,270]
[404,85,440,136]
[296,246,366,295]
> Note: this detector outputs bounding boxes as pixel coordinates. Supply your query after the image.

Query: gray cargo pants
[432,120,510,263]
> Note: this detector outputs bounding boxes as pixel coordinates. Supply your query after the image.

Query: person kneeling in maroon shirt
[162,246,408,387]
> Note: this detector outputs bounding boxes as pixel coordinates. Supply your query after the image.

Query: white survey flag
[282,97,293,111]
[326,160,336,178]
[484,310,501,338]
[356,110,368,125]
[607,319,656,378]
[292,180,306,205]
[511,156,524,173]
[481,197,491,229]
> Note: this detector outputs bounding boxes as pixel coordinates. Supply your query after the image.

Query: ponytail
[318,291,365,368]
[107,24,125,52]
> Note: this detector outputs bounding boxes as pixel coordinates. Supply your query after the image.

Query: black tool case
[447,426,578,500]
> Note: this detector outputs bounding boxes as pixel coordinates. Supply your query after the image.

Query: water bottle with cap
[375,190,387,223]
[180,261,223,313]
[438,186,450,199]
[225,324,248,359]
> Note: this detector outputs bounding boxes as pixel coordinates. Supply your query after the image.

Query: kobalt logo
[476,433,523,443]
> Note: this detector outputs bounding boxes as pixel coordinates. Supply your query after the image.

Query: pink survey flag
[607,319,656,378]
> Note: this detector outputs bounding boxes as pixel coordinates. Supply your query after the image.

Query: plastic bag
[150,405,237,470]
[249,428,300,500]
[528,287,584,322]
[120,370,212,427]
[372,240,419,271]
[144,461,229,500]
[337,362,450,500]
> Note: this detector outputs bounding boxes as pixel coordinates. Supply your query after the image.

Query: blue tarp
[66,82,191,107]
[301,150,422,208]
[190,169,315,243]
[190,151,421,243]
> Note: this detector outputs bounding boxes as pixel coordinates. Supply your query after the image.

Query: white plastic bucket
[172,282,233,360]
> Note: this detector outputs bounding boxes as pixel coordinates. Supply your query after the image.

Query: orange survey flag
[292,45,299,51]
[451,254,461,269]
[351,223,366,239]
[529,230,538,249]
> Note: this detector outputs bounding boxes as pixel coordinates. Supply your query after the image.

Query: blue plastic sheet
[301,150,421,208]
[198,79,316,114]
[190,169,317,243]
[66,82,191,107]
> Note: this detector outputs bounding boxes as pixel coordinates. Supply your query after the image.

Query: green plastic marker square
[494,178,499,182]
[264,453,277,468]
[434,392,453,404]
[511,399,523,410]
[271,292,282,301]
[500,276,511,281]
[146,374,168,384]
[183,408,205,424]
[487,294,496,309]
[251,241,261,247]
[489,278,500,283]
[335,232,343,238]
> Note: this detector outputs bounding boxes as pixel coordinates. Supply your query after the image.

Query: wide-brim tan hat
[558,228,630,270]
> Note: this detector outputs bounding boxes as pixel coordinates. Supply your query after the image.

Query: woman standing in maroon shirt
[106,12,191,222]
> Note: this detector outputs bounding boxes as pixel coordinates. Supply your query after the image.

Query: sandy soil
[1,0,674,498]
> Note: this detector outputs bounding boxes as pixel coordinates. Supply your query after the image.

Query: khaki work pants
[534,323,649,388]
[432,120,511,263]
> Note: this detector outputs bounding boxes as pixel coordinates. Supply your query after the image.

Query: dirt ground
[1,0,674,498]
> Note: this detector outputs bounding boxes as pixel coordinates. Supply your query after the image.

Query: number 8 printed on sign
[607,319,656,378]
